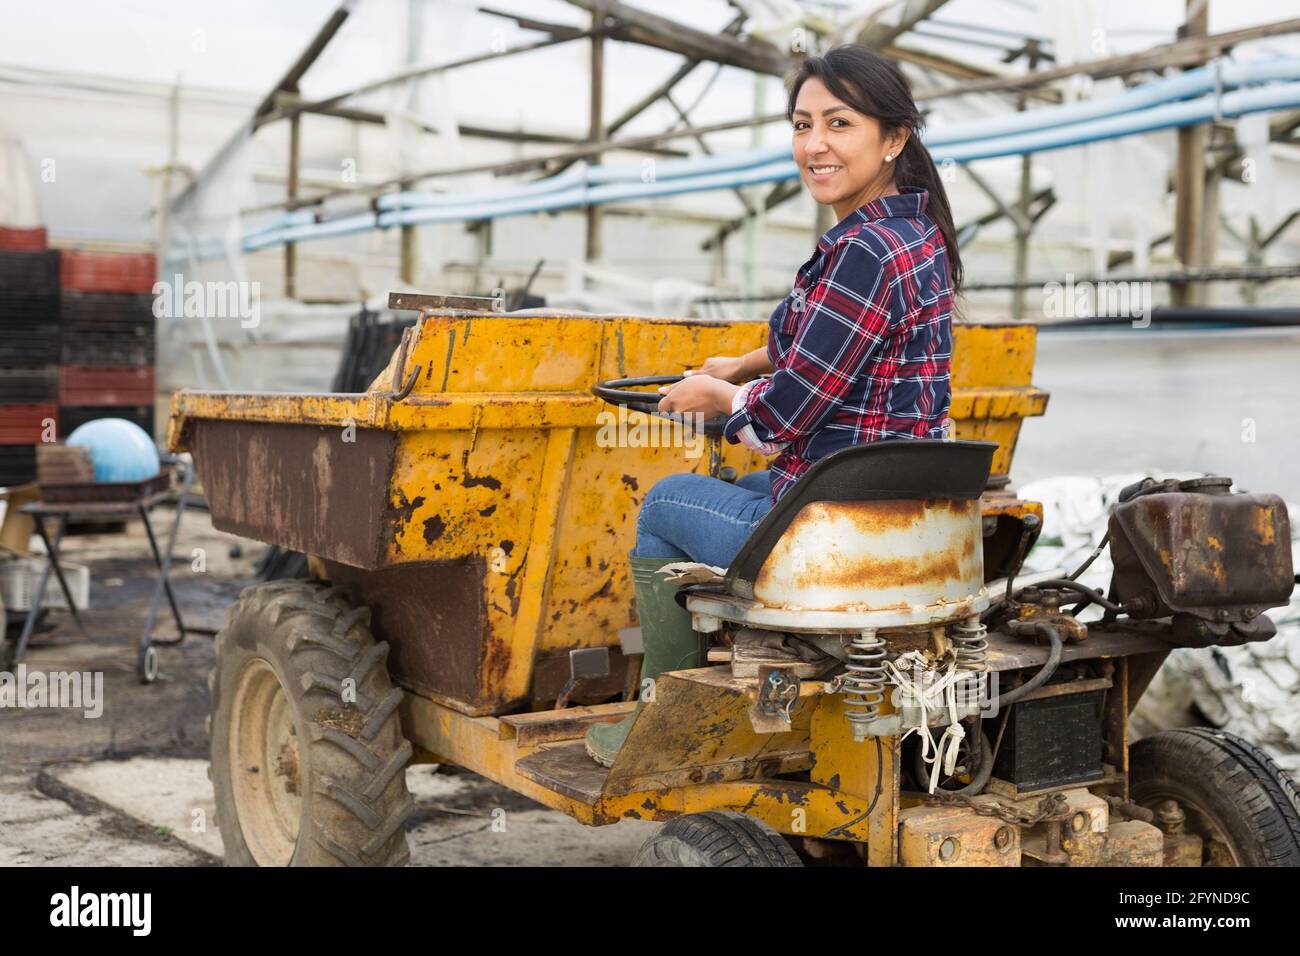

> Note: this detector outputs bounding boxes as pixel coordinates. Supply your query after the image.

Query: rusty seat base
[685,588,991,634]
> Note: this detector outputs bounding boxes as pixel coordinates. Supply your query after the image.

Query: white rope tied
[883,650,967,794]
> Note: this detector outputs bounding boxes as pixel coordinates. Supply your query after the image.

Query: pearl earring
[885,154,894,162]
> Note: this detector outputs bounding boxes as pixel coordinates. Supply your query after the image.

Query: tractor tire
[208,579,414,866]
[632,812,803,867]
[1130,728,1300,867]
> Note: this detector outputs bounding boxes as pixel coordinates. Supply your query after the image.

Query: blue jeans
[633,470,774,567]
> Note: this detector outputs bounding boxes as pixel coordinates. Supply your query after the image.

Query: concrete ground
[0,505,657,866]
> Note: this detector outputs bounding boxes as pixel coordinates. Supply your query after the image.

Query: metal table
[4,461,197,683]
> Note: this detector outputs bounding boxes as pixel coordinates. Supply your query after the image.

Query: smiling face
[792,77,909,222]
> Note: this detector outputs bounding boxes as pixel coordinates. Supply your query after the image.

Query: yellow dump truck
[168,295,1299,867]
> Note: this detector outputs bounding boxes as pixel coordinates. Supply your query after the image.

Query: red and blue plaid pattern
[724,187,954,503]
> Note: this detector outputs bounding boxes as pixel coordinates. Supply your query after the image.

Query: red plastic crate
[58,366,156,406]
[0,403,58,445]
[0,226,48,251]
[60,251,157,295]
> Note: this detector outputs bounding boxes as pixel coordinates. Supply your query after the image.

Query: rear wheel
[632,812,802,867]
[1130,728,1300,867]
[209,580,414,866]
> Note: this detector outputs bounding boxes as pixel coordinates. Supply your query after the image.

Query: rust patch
[758,498,981,595]
[323,559,492,709]
[189,420,396,570]
[620,474,639,491]
[274,742,300,796]
[775,548,968,592]
[422,514,446,544]
[1111,491,1294,616]
[462,473,502,490]
[391,490,425,530]
[784,497,975,538]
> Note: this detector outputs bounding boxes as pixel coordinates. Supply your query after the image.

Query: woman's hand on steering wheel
[657,374,739,418]
[686,355,747,384]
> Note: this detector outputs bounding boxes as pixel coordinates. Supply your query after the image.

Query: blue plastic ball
[67,418,160,483]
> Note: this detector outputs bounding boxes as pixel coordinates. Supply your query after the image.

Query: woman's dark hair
[786,45,963,292]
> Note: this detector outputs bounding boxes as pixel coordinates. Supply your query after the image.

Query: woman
[587,45,961,766]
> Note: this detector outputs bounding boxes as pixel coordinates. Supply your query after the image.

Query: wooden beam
[256,29,608,130]
[586,9,605,264]
[854,0,952,49]
[1171,0,1209,307]
[477,5,587,37]
[1213,107,1300,179]
[549,11,750,181]
[171,3,355,214]
[285,113,301,299]
[253,2,354,118]
[957,186,1053,233]
[563,0,795,76]
[302,102,686,154]
[915,15,1300,101]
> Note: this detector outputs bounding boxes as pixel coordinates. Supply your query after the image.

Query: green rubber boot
[584,554,707,768]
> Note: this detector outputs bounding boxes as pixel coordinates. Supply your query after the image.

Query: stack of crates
[0,228,60,487]
[58,251,156,437]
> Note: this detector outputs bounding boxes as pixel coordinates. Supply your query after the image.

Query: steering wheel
[592,375,730,437]
[592,375,734,479]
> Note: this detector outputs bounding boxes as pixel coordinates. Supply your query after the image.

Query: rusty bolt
[1244,608,1258,620]
[688,769,704,783]
[939,837,959,861]
[1217,609,1231,621]
[994,826,1013,850]
[1155,799,1186,835]
[1071,812,1088,833]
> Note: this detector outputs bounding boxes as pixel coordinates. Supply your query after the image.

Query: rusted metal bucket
[169,311,1047,716]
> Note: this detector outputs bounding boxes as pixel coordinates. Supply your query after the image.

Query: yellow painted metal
[399,684,879,841]
[171,313,1045,714]
[899,804,1021,866]
[811,693,899,862]
[603,668,813,796]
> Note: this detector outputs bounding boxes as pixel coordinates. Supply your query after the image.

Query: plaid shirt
[724,188,953,503]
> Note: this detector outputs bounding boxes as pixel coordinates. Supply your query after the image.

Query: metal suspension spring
[951,617,989,710]
[951,617,989,672]
[843,629,886,740]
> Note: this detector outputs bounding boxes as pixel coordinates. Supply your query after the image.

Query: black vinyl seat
[723,439,997,599]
